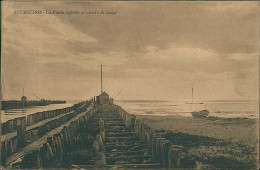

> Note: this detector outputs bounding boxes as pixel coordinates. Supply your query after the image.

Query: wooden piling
[178,155,197,168]
[17,125,26,150]
[168,145,183,168]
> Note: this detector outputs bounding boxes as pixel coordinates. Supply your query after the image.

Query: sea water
[2,100,258,123]
[114,100,259,119]
[1,100,83,123]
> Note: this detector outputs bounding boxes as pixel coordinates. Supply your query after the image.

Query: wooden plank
[106,136,139,142]
[106,155,152,161]
[118,163,161,168]
[72,163,161,169]
[105,144,147,150]
[106,150,150,157]
[106,149,149,155]
[105,141,142,145]
[5,103,94,166]
[106,132,135,137]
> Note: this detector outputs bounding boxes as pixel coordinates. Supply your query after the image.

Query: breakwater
[1,100,66,110]
[3,99,209,169]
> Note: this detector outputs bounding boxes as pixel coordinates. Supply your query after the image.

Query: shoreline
[136,115,258,168]
[136,115,258,147]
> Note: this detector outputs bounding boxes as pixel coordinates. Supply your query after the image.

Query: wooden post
[6,140,13,156]
[17,125,26,150]
[160,140,171,168]
[101,64,103,93]
[178,155,197,168]
[168,145,183,168]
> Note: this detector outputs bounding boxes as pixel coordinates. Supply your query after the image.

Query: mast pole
[101,64,103,93]
[192,87,193,102]
[23,88,24,96]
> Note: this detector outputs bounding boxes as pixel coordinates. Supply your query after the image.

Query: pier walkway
[101,109,160,168]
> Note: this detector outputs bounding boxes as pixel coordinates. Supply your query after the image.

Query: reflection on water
[1,100,83,123]
[114,100,259,118]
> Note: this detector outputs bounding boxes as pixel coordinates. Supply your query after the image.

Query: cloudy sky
[2,1,259,101]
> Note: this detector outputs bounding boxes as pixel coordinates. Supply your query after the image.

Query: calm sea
[1,100,258,123]
[1,100,83,123]
[114,100,259,118]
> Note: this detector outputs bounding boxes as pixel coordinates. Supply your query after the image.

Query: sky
[1,1,259,101]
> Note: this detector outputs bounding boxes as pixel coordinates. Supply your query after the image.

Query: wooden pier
[1,93,199,169]
[1,100,66,110]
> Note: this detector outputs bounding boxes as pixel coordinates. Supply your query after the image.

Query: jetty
[1,92,199,169]
[2,89,66,110]
[1,100,66,110]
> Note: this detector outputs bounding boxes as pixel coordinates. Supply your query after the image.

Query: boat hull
[185,102,203,104]
[191,110,209,118]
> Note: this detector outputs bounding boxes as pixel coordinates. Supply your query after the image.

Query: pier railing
[1,102,84,135]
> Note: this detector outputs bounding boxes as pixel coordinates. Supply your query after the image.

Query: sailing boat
[191,104,209,118]
[185,87,203,104]
[189,99,209,118]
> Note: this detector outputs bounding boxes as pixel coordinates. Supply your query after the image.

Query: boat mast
[192,87,193,102]
[101,64,103,93]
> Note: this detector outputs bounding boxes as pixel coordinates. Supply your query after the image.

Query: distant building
[21,96,27,102]
[96,91,110,105]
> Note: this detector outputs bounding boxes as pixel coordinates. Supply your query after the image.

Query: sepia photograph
[1,1,259,169]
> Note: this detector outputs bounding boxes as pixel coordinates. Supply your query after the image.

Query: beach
[137,115,258,147]
[114,100,259,168]
[137,115,258,169]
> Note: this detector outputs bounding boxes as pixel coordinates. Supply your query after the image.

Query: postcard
[1,1,259,169]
